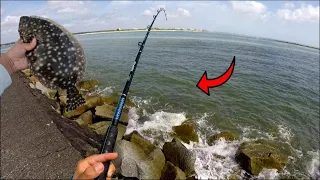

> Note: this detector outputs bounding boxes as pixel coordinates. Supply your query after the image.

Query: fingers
[107,162,116,180]
[80,162,104,179]
[21,38,37,51]
[84,153,118,165]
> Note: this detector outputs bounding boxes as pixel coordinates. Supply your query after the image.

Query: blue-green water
[76,31,319,178]
[2,31,319,178]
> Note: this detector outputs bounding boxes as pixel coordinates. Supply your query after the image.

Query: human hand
[0,38,37,75]
[73,153,118,180]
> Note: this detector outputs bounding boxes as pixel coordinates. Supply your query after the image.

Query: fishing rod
[95,8,167,180]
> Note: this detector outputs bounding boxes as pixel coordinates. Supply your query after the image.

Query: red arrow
[196,56,236,96]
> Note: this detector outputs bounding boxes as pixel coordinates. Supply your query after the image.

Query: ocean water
[2,31,319,179]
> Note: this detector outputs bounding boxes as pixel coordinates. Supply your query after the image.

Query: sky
[1,1,319,47]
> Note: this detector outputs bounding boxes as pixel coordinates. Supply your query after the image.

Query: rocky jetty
[21,69,290,179]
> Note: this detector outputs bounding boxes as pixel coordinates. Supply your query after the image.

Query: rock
[28,75,39,83]
[101,96,136,109]
[172,120,199,144]
[76,79,99,92]
[121,157,139,177]
[95,105,128,125]
[161,161,186,180]
[47,90,58,99]
[123,131,157,155]
[29,83,35,89]
[75,111,93,127]
[88,121,126,141]
[63,96,105,118]
[208,131,240,145]
[85,147,99,157]
[114,140,165,179]
[235,140,289,176]
[163,138,196,176]
[33,82,57,99]
[22,68,31,77]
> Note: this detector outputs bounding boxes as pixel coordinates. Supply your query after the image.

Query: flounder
[18,16,86,111]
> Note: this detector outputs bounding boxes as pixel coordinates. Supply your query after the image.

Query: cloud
[164,7,191,18]
[46,0,89,15]
[177,8,191,17]
[284,2,295,9]
[277,4,319,23]
[1,15,20,26]
[142,10,152,16]
[230,1,267,16]
[110,1,133,6]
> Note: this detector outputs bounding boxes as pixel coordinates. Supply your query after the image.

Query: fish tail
[66,86,85,111]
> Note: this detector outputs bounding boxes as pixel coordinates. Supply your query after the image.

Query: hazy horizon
[1,1,319,47]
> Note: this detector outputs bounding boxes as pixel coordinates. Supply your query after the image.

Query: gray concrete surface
[1,74,82,179]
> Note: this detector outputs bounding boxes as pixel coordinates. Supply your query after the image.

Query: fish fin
[66,86,85,112]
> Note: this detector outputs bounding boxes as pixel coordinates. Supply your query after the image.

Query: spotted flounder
[18,16,86,111]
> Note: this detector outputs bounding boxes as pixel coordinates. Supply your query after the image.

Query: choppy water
[2,31,319,179]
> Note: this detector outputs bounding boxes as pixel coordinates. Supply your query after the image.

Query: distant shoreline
[74,29,202,36]
[1,29,319,50]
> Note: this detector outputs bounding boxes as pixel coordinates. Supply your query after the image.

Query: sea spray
[307,150,320,179]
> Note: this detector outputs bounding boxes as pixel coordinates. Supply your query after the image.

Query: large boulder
[88,121,126,141]
[172,120,199,144]
[95,105,128,125]
[161,161,186,180]
[75,110,93,127]
[235,140,289,176]
[163,138,196,176]
[207,131,240,145]
[123,131,157,155]
[120,157,139,177]
[113,139,165,179]
[76,80,99,93]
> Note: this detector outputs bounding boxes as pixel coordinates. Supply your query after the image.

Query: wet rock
[163,138,196,176]
[95,105,128,125]
[113,139,165,179]
[75,111,93,127]
[172,120,199,144]
[161,161,186,180]
[235,140,288,176]
[88,121,126,141]
[208,131,240,145]
[76,79,99,92]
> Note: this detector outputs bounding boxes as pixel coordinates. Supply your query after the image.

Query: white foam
[256,168,279,179]
[307,150,320,179]
[189,138,240,179]
[125,109,241,179]
[125,110,186,147]
[130,96,152,108]
[277,124,293,143]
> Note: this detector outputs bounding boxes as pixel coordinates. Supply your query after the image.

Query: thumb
[21,38,37,51]
[79,162,104,179]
